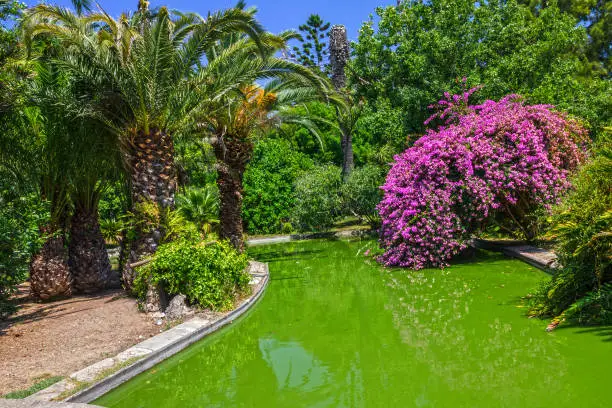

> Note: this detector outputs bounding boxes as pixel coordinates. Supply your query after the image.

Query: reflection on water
[260,338,330,391]
[96,239,611,408]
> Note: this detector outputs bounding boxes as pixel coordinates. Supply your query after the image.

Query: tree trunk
[68,205,111,293]
[330,25,354,180]
[329,25,349,90]
[212,135,252,253]
[30,230,72,301]
[123,128,177,311]
[216,161,245,252]
[341,130,354,181]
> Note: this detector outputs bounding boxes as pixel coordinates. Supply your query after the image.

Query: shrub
[291,164,343,232]
[243,139,313,234]
[341,164,386,227]
[528,134,612,325]
[378,89,587,269]
[135,239,250,310]
[0,194,47,317]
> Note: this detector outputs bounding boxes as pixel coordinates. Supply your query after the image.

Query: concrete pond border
[471,238,560,272]
[20,261,269,406]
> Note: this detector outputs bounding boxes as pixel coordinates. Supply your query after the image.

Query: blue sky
[38,1,394,41]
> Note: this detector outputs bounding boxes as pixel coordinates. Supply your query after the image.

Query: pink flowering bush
[377,89,588,269]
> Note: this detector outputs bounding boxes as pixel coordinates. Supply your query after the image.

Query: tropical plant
[292,164,343,232]
[378,89,588,269]
[176,185,220,235]
[242,138,313,234]
[11,18,124,294]
[197,28,330,250]
[528,132,612,325]
[330,91,362,180]
[22,1,269,296]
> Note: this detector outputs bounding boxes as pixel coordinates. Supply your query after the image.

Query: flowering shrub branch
[377,88,588,269]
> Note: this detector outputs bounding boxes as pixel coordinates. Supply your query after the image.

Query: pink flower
[377,88,588,269]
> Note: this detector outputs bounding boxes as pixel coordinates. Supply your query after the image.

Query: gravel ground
[0,284,160,396]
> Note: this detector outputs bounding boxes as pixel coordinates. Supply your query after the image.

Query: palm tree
[196,31,330,251]
[23,56,122,296]
[328,24,356,180]
[330,91,363,181]
[23,2,268,297]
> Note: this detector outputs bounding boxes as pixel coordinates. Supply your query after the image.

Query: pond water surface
[96,239,611,408]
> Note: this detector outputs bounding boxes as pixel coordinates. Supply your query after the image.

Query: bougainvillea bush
[377,89,588,269]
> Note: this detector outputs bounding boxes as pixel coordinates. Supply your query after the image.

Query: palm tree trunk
[213,135,252,252]
[329,25,349,90]
[330,25,354,180]
[123,128,177,311]
[68,205,111,293]
[217,161,245,252]
[30,227,72,301]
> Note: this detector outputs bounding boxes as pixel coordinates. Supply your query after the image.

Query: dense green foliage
[341,164,385,226]
[350,0,611,140]
[175,139,217,187]
[291,164,343,232]
[243,139,314,234]
[518,0,611,73]
[271,102,341,164]
[529,134,612,324]
[136,240,250,310]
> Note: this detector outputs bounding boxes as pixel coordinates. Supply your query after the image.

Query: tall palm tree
[196,32,330,251]
[23,2,268,299]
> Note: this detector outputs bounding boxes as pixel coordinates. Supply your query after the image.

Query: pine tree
[291,14,331,70]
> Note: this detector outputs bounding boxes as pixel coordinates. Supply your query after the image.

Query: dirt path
[0,284,160,396]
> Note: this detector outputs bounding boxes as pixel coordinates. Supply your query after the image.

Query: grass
[2,375,64,399]
[53,356,144,401]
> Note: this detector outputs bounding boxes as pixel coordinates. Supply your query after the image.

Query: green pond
[96,239,611,408]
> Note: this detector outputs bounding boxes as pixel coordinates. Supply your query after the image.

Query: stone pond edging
[0,401,101,408]
[17,261,269,406]
[471,238,560,272]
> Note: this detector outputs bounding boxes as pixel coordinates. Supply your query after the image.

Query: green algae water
[96,239,611,408]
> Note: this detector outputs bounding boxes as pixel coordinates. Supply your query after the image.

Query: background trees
[350,0,611,141]
[242,139,313,234]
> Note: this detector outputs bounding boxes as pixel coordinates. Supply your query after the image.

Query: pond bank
[0,262,268,406]
[0,287,159,397]
[471,238,559,272]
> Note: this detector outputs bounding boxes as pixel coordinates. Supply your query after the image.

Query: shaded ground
[0,284,159,396]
